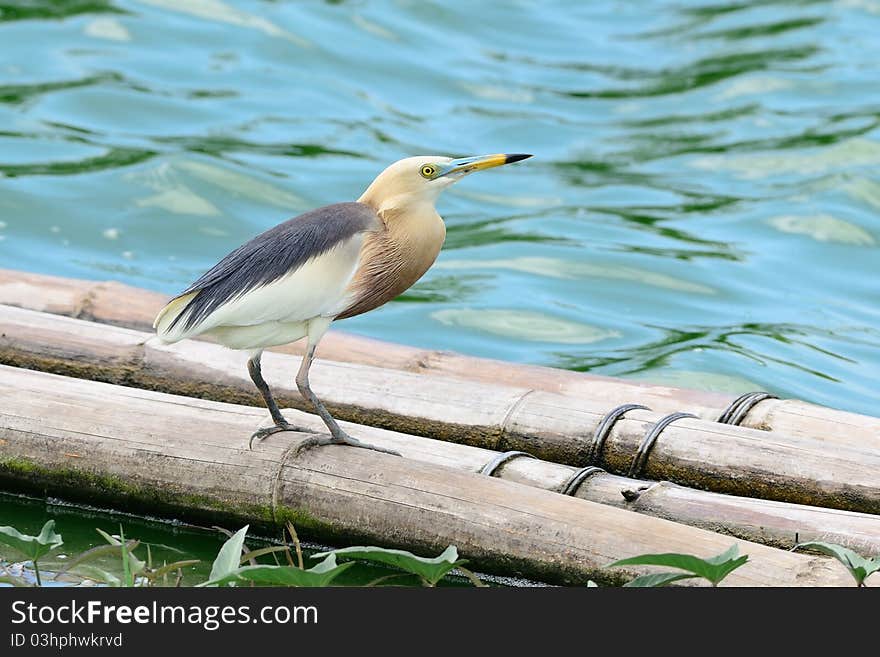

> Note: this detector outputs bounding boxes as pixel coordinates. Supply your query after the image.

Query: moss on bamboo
[0,456,615,586]
[0,456,362,562]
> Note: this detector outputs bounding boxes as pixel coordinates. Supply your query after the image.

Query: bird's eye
[420,165,436,178]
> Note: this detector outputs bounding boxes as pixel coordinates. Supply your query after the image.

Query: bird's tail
[153,291,198,343]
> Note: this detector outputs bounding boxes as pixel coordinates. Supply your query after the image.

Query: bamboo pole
[0,365,854,586]
[262,410,880,554]
[2,268,877,443]
[1,303,878,514]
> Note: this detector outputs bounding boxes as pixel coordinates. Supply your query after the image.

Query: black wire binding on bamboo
[587,403,650,466]
[717,391,778,425]
[628,412,698,478]
[479,450,536,477]
[559,466,606,497]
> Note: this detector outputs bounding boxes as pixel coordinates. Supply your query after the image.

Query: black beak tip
[505,153,533,164]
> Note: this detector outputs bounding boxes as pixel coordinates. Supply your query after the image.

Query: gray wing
[167,202,380,332]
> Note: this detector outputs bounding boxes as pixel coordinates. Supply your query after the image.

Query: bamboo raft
[0,268,878,585]
[0,365,856,586]
[1,303,878,515]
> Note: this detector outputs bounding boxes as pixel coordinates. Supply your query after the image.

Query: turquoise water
[2,0,879,585]
[1,2,878,414]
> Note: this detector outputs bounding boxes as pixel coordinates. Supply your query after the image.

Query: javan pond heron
[154,153,532,454]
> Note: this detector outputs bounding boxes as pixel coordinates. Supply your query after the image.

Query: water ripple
[0,0,877,417]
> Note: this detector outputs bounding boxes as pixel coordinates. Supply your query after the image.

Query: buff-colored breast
[336,205,446,320]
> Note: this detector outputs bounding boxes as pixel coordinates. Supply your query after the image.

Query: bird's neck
[368,197,446,273]
[381,202,445,254]
[359,193,445,251]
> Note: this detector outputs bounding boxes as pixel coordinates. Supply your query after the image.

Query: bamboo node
[559,466,605,497]
[479,450,536,477]
[717,391,778,426]
[628,412,698,478]
[588,403,650,466]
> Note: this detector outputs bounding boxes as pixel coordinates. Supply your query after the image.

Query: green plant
[206,525,248,584]
[0,520,63,586]
[199,529,474,587]
[608,544,748,587]
[312,545,471,587]
[200,554,354,587]
[0,520,483,588]
[117,526,143,587]
[55,527,196,587]
[196,524,355,587]
[63,527,148,586]
[794,541,880,587]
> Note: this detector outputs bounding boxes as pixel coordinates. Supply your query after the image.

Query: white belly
[205,321,309,350]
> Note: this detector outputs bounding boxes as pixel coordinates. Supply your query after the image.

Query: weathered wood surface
[2,267,877,444]
[259,411,880,553]
[0,365,854,586]
[2,294,874,550]
[1,303,878,514]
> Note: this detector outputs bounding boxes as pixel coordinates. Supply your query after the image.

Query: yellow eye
[420,165,436,178]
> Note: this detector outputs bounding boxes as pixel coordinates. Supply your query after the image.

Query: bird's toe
[290,434,334,457]
[248,421,294,449]
[344,437,402,457]
[290,432,401,458]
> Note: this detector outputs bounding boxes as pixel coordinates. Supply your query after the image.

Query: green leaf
[624,572,699,587]
[704,544,739,565]
[129,553,147,579]
[73,565,121,587]
[116,527,146,587]
[796,542,880,586]
[90,527,143,586]
[208,525,249,585]
[119,526,134,587]
[0,521,63,562]
[312,545,464,586]
[58,541,139,576]
[199,554,353,587]
[608,545,748,585]
[95,527,121,546]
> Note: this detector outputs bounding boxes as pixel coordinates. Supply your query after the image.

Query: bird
[154,153,532,455]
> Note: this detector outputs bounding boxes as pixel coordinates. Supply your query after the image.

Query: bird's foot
[249,421,295,449]
[292,431,401,458]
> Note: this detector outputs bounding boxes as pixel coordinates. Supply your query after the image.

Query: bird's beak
[437,153,532,178]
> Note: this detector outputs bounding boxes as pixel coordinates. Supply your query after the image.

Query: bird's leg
[292,344,400,457]
[247,353,294,447]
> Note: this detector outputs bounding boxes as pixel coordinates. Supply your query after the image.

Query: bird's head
[358,153,532,214]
